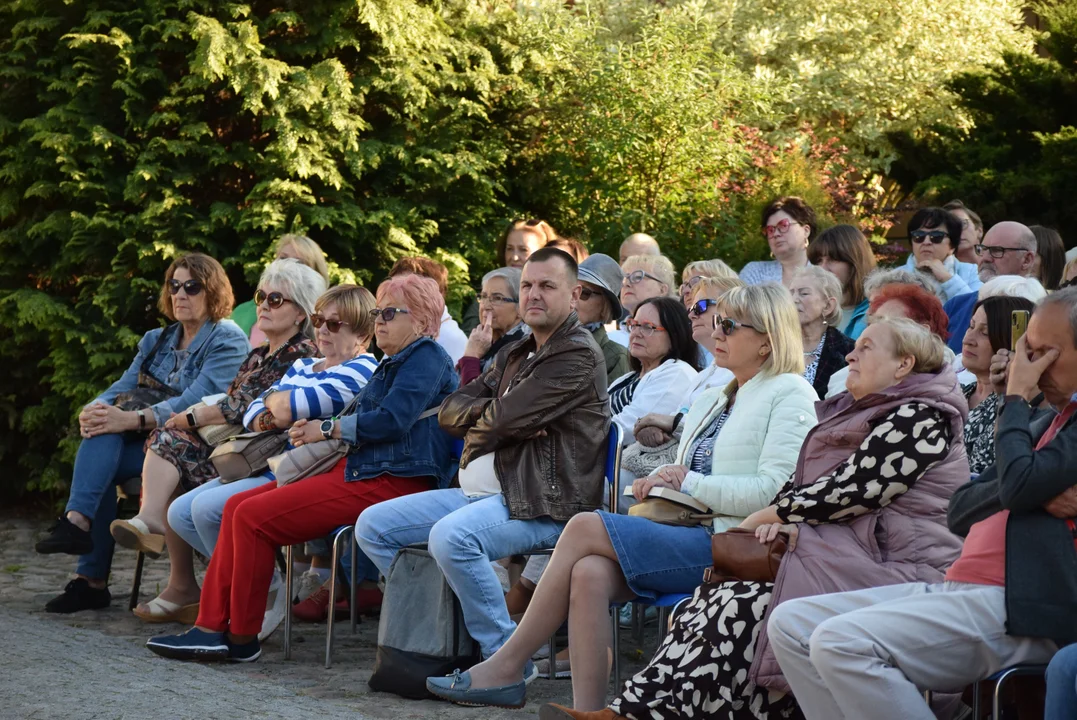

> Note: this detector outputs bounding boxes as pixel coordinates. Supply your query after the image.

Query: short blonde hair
[690,276,745,303]
[869,315,946,374]
[315,284,376,340]
[792,265,844,327]
[622,254,677,297]
[274,234,330,284]
[718,283,804,381]
[683,259,737,282]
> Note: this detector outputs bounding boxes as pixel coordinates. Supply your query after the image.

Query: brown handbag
[703,527,788,584]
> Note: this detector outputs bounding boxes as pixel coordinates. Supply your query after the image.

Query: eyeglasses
[579,287,601,301]
[254,289,293,309]
[372,307,411,322]
[311,314,350,333]
[623,270,663,286]
[974,244,1029,259]
[910,230,949,245]
[764,219,795,238]
[689,299,718,317]
[167,279,203,296]
[681,275,704,291]
[624,319,666,337]
[713,314,757,336]
[478,292,518,306]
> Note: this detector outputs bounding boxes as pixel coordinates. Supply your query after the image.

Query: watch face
[320,419,333,436]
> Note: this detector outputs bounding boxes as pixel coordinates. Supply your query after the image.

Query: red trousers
[195,458,431,636]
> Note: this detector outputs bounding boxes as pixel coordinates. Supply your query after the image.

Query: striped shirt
[243,354,379,428]
[609,373,641,415]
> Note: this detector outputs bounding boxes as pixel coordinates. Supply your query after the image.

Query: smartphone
[1011,310,1030,351]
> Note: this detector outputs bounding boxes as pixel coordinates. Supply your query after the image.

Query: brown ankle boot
[538,703,628,720]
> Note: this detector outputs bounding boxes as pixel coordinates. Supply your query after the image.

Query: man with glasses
[941,221,1039,354]
[356,247,611,675]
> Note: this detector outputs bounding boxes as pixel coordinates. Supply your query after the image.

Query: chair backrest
[605,423,623,513]
[450,438,465,461]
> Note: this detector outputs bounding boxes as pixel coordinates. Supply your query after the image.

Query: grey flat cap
[578,253,624,320]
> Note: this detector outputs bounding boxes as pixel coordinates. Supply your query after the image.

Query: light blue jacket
[95,320,250,426]
[902,253,982,302]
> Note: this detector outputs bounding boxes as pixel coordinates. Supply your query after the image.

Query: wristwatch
[320,418,335,441]
[185,410,198,428]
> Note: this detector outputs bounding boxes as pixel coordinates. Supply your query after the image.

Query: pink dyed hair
[376,274,445,339]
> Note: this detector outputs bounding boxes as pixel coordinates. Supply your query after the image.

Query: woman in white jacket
[425,284,820,712]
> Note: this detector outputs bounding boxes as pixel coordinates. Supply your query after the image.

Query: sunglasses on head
[689,298,718,317]
[167,279,203,296]
[311,314,350,333]
[712,314,757,335]
[254,289,293,309]
[372,307,411,323]
[910,230,949,245]
[624,269,662,286]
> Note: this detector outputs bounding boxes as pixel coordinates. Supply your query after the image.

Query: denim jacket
[94,320,250,426]
[338,337,459,487]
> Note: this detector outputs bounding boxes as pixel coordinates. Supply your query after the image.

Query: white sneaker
[293,569,324,603]
[259,570,287,642]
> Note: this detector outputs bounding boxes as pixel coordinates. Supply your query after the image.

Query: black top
[811,326,855,400]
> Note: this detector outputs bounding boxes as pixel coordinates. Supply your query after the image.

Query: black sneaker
[227,636,262,663]
[44,579,111,614]
[35,516,93,555]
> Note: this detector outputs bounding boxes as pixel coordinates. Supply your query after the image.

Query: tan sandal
[132,596,200,624]
[110,517,166,558]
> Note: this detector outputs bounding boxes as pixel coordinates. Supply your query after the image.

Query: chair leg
[992,668,1019,720]
[612,609,621,690]
[128,550,145,612]
[284,544,294,660]
[658,607,669,643]
[350,533,358,635]
[326,529,349,669]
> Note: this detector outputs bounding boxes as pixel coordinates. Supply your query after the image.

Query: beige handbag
[182,402,244,447]
[627,487,716,527]
[209,430,289,482]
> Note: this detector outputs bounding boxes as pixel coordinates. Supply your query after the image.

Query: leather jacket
[438,312,611,522]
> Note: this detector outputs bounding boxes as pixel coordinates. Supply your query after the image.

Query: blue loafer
[146,627,228,661]
[426,668,527,709]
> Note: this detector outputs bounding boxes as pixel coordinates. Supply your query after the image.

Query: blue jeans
[1046,644,1077,720]
[355,489,564,658]
[65,433,146,580]
[167,475,272,557]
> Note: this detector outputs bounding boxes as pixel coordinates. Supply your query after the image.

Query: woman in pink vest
[544,316,968,720]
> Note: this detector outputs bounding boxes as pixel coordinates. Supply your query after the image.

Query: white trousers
[767,581,1058,720]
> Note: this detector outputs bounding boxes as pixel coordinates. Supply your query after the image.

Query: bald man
[619,233,660,265]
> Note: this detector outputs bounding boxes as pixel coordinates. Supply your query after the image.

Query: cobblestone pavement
[0,511,654,719]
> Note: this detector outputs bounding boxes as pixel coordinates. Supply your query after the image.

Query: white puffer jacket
[668,372,818,532]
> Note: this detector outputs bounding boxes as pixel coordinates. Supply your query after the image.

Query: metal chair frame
[970,663,1047,719]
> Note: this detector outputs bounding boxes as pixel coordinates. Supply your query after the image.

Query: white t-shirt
[458,452,501,497]
[438,307,468,364]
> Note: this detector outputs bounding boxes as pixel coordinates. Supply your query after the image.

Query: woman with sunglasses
[457,267,529,385]
[901,206,982,302]
[427,285,818,713]
[740,197,815,287]
[609,254,677,348]
[35,253,250,614]
[577,254,631,387]
[106,259,325,623]
[148,274,458,663]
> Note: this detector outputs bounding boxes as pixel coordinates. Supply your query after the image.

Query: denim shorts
[597,510,713,601]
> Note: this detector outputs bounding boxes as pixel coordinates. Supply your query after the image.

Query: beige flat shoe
[109,517,166,558]
[132,596,200,624]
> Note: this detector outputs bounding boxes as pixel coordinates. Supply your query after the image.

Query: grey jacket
[947,398,1077,646]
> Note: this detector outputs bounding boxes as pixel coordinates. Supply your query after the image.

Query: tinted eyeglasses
[974,244,1029,259]
[624,269,662,286]
[310,314,350,333]
[689,298,718,317]
[372,307,411,322]
[764,218,793,238]
[712,314,757,336]
[579,287,602,301]
[478,292,518,306]
[624,319,666,337]
[910,230,949,245]
[254,289,293,309]
[167,279,203,296]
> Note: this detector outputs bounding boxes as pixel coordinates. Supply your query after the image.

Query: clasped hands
[78,402,135,438]
[633,412,677,448]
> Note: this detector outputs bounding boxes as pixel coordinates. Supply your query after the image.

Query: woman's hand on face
[917,258,953,283]
[1007,334,1059,402]
[988,349,1011,395]
[288,418,324,448]
[465,312,494,359]
[754,522,799,552]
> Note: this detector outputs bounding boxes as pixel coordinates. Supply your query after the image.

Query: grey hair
[864,267,940,299]
[1037,285,1077,348]
[258,258,328,339]
[482,266,522,299]
[792,265,844,327]
[870,316,947,373]
[978,275,1047,303]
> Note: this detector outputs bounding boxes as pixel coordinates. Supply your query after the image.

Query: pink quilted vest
[749,366,969,691]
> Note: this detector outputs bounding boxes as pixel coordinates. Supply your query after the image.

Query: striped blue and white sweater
[243,354,379,429]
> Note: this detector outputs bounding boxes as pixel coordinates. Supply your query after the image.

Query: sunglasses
[910,230,949,245]
[764,218,794,238]
[974,244,1029,259]
[372,307,411,323]
[689,298,718,317]
[310,314,350,333]
[254,289,293,309]
[579,287,601,301]
[623,269,663,286]
[624,319,666,337]
[713,314,757,335]
[167,279,203,296]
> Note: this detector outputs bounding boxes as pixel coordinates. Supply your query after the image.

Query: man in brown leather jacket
[355,246,611,662]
